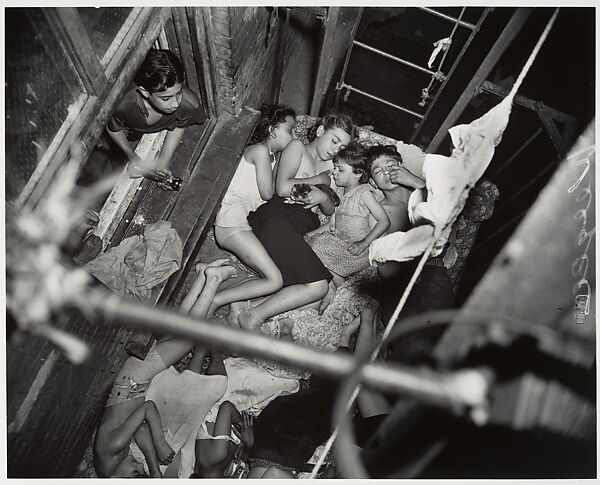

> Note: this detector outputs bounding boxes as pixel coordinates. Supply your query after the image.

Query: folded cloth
[130,366,228,478]
[85,220,182,299]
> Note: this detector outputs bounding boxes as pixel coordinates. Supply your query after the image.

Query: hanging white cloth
[428,37,452,69]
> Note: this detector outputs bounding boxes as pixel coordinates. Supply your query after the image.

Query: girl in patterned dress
[308,144,390,288]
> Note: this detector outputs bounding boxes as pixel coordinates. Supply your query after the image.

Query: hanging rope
[309,7,561,478]
[420,7,466,107]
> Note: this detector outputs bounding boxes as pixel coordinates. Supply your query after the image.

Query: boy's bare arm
[106,128,137,161]
[154,126,185,171]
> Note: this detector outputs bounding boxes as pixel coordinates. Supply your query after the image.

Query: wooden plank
[427,8,532,152]
[187,7,218,117]
[480,80,577,126]
[434,122,596,367]
[172,7,203,100]
[121,107,259,357]
[43,8,107,96]
[310,7,340,116]
[534,101,569,158]
[21,9,168,209]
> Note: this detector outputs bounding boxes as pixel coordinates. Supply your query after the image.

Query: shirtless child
[94,259,236,478]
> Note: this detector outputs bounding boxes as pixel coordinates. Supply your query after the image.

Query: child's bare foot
[204,264,237,286]
[155,440,175,465]
[278,318,294,340]
[227,300,251,328]
[237,308,263,331]
[191,259,231,291]
[318,282,337,315]
[340,315,361,348]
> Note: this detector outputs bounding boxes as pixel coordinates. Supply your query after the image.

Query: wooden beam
[427,8,533,153]
[310,7,340,116]
[189,7,219,118]
[120,108,260,358]
[480,80,577,126]
[534,102,569,158]
[19,9,169,209]
[43,8,107,96]
[170,7,202,101]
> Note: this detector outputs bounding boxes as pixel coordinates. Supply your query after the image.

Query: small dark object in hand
[290,183,340,206]
[133,166,183,191]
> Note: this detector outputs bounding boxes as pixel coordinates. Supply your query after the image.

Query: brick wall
[207,7,313,114]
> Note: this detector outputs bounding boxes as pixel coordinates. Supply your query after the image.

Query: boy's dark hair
[249,104,296,145]
[334,142,369,183]
[364,144,404,175]
[307,112,357,142]
[134,49,185,93]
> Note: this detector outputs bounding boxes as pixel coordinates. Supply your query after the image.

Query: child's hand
[347,240,368,256]
[301,185,329,209]
[387,165,425,189]
[233,411,254,449]
[126,154,150,178]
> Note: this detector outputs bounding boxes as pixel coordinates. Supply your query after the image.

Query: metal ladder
[331,7,490,141]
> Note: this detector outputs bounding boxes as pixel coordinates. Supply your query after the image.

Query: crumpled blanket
[85,220,182,299]
[370,94,514,264]
[130,366,228,478]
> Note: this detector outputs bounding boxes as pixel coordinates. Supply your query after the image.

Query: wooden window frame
[14,7,218,217]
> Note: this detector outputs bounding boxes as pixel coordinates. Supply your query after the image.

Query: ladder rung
[353,41,438,77]
[418,7,477,30]
[339,84,424,119]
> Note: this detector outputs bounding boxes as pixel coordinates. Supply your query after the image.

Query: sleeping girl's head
[250,104,296,153]
[308,112,356,162]
[331,143,368,189]
[364,144,404,191]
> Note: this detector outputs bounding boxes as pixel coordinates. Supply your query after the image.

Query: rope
[309,7,561,478]
[308,240,436,478]
[425,6,466,93]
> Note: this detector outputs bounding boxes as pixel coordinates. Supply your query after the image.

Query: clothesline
[308,7,561,478]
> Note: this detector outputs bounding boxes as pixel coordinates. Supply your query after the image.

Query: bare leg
[340,315,361,348]
[318,280,338,315]
[195,401,240,475]
[133,422,162,478]
[189,265,238,318]
[154,264,237,366]
[211,230,283,315]
[237,279,329,330]
[355,300,390,418]
[186,346,209,374]
[179,259,230,315]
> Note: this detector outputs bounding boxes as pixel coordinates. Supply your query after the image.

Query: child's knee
[266,271,284,292]
[307,279,329,299]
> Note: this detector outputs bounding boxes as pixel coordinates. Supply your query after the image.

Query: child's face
[370,155,399,190]
[315,127,351,161]
[271,115,295,151]
[145,82,184,114]
[332,160,360,188]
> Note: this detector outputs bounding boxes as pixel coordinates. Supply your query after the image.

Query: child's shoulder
[285,138,307,151]
[244,143,270,162]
